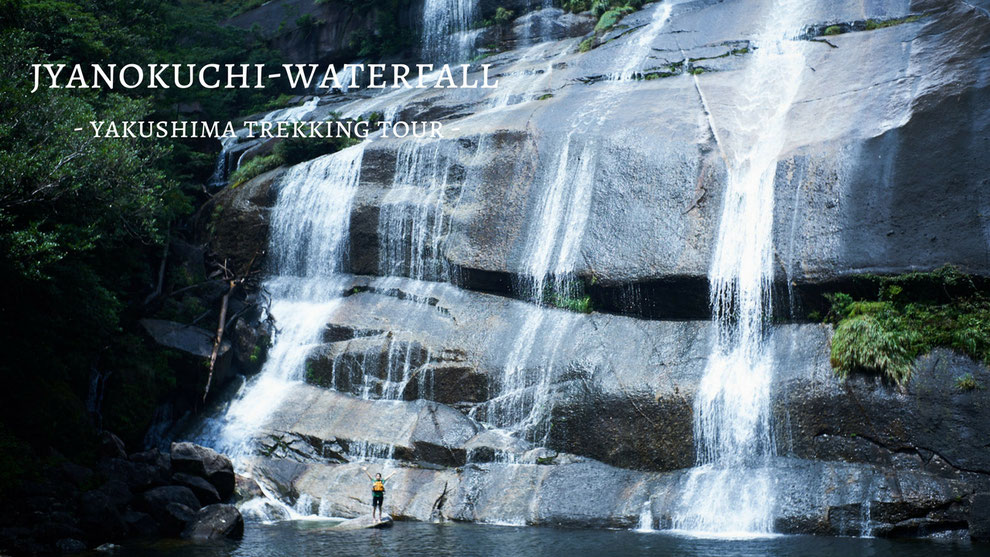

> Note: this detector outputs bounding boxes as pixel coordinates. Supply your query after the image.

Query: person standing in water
[363,467,396,522]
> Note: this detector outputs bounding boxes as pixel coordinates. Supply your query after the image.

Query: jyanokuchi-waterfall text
[32,63,498,93]
[83,119,444,139]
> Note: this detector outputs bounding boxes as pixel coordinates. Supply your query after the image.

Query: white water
[518,0,681,302]
[378,140,457,281]
[208,97,321,187]
[482,0,684,445]
[611,1,678,81]
[201,144,366,460]
[196,0,812,528]
[636,500,654,532]
[489,42,570,109]
[669,0,808,536]
[422,0,477,62]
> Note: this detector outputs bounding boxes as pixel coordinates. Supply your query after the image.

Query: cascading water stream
[199,144,366,461]
[668,0,808,536]
[378,140,457,282]
[208,98,321,187]
[481,0,684,444]
[422,0,477,62]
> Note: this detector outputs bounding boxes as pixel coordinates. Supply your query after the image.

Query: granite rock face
[221,278,990,537]
[201,0,990,541]
[212,0,990,307]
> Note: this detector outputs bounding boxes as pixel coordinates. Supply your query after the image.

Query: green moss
[249,343,265,364]
[262,93,297,111]
[865,14,922,30]
[578,37,595,52]
[826,265,990,386]
[955,373,983,392]
[823,25,843,36]
[537,93,554,100]
[551,294,593,314]
[229,153,283,188]
[641,70,675,80]
[689,67,706,75]
[595,7,630,32]
[830,313,915,385]
[562,0,591,13]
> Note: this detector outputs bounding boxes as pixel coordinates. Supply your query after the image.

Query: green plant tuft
[494,6,515,25]
[229,153,283,188]
[830,314,915,385]
[826,265,990,387]
[955,373,983,392]
[551,294,593,314]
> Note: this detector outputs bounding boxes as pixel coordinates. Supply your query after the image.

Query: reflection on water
[116,521,990,557]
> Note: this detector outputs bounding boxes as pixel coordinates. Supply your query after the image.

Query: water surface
[118,521,990,557]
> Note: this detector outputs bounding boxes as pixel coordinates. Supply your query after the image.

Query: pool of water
[117,520,990,557]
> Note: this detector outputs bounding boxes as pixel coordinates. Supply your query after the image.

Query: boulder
[121,510,159,538]
[207,167,281,274]
[139,319,229,359]
[100,459,168,492]
[234,474,264,502]
[971,493,990,541]
[159,503,197,536]
[32,519,85,544]
[181,504,244,541]
[97,479,133,508]
[137,486,202,534]
[99,432,127,460]
[231,315,272,374]
[262,386,478,467]
[172,473,222,506]
[129,448,171,471]
[57,462,94,489]
[77,491,126,541]
[333,515,393,530]
[170,442,235,500]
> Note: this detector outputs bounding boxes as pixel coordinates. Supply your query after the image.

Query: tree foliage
[0,0,286,486]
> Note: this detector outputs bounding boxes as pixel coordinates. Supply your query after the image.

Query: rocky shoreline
[0,436,242,555]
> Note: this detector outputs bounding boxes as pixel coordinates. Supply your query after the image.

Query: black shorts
[372,495,383,508]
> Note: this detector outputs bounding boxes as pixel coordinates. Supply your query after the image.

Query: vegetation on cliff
[826,266,990,386]
[567,0,645,51]
[0,0,285,492]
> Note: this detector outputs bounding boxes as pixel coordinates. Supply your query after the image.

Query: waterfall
[516,0,682,302]
[480,0,683,445]
[378,140,457,282]
[208,98,321,187]
[489,42,570,109]
[199,144,366,460]
[610,0,678,81]
[669,0,807,536]
[422,0,477,62]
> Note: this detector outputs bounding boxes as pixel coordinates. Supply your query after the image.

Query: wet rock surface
[224,277,990,538]
[334,514,394,530]
[181,504,245,540]
[211,0,990,312]
[193,0,990,543]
